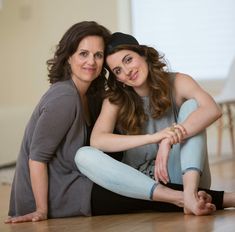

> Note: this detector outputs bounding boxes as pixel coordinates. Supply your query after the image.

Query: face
[68,35,104,89]
[106,49,149,95]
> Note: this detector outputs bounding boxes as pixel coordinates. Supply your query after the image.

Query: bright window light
[131,0,235,80]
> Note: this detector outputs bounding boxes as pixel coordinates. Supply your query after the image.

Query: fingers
[155,161,169,184]
[155,148,170,184]
[168,123,187,144]
[173,123,187,135]
[4,217,12,224]
[4,212,47,223]
[5,215,32,223]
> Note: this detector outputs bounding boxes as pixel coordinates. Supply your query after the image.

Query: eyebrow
[78,49,104,53]
[78,49,87,52]
[122,54,130,63]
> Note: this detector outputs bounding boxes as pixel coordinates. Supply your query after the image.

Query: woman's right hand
[154,123,187,145]
[4,210,47,223]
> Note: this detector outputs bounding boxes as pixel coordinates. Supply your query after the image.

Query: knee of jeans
[74,146,97,168]
[178,99,198,122]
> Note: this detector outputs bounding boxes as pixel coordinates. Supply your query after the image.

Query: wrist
[160,138,172,147]
[147,134,155,144]
[36,205,48,215]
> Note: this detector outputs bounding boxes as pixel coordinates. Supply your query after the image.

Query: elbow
[90,134,102,149]
[210,106,222,124]
[214,105,222,121]
[217,110,222,120]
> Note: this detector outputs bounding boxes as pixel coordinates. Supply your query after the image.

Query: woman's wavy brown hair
[105,44,172,135]
[46,21,110,95]
[46,21,111,126]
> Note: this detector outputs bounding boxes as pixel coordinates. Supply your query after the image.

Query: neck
[133,85,149,97]
[72,77,90,97]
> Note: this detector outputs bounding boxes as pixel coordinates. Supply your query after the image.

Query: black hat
[106,32,139,54]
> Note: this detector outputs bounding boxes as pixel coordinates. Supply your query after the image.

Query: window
[131,0,235,80]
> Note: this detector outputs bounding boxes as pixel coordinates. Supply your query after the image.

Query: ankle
[153,184,184,207]
[223,192,235,208]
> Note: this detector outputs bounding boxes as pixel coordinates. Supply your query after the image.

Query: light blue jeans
[168,99,211,188]
[75,99,211,200]
[75,146,157,200]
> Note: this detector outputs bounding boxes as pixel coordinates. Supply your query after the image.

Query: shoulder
[103,98,119,109]
[48,80,78,97]
[174,72,193,82]
[40,80,80,111]
[174,72,199,90]
[100,98,120,117]
[173,72,202,105]
[167,72,193,85]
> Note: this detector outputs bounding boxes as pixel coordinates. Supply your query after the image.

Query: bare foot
[198,191,212,203]
[184,191,216,216]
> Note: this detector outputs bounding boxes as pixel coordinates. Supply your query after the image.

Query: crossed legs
[75,146,216,215]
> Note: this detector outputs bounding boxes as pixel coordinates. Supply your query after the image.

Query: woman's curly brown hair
[105,44,172,135]
[46,21,111,126]
[46,21,110,96]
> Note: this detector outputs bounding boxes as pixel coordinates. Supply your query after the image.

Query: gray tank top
[122,75,178,178]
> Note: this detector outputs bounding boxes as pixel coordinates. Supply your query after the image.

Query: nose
[123,65,131,76]
[87,54,95,65]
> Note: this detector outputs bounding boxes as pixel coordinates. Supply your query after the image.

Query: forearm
[181,106,221,138]
[174,73,222,139]
[91,133,157,152]
[29,159,48,214]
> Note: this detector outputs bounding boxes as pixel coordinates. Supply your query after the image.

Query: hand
[154,138,171,184]
[155,123,187,145]
[171,123,187,144]
[4,210,47,223]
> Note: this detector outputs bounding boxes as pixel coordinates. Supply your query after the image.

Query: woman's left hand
[154,138,172,184]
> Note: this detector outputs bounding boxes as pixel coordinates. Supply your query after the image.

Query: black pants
[91,182,224,216]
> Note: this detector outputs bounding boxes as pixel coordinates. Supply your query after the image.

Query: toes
[198,191,212,203]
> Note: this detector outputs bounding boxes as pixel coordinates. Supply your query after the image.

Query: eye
[113,67,121,76]
[79,51,89,57]
[94,52,104,59]
[124,56,132,64]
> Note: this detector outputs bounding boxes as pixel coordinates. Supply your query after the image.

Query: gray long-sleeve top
[8,79,93,218]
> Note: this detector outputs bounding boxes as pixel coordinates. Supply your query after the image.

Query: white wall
[131,0,235,82]
[1,0,225,164]
[0,0,131,164]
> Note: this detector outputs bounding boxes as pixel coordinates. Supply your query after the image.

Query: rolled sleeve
[29,95,78,162]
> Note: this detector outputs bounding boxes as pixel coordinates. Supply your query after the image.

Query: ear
[68,57,71,65]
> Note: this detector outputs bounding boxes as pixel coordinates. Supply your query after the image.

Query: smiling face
[68,35,105,90]
[106,49,149,96]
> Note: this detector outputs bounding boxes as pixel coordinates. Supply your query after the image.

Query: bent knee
[74,146,103,168]
[178,99,198,122]
[75,146,100,167]
[181,99,198,112]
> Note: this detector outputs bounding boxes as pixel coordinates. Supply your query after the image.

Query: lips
[130,71,138,81]
[83,67,96,73]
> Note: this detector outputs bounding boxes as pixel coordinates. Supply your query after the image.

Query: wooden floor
[1,158,235,232]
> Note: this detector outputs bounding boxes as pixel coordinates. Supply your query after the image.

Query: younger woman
[75,32,231,216]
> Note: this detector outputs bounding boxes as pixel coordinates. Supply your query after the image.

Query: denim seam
[182,167,202,176]
[149,183,158,200]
